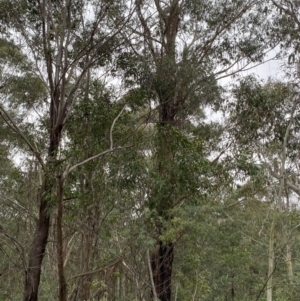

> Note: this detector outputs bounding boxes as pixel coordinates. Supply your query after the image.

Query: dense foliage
[1,0,300,301]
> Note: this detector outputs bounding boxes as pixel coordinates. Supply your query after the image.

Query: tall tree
[229,76,300,300]
[120,0,272,300]
[0,0,131,300]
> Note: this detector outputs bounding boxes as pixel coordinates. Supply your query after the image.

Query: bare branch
[69,258,122,280]
[0,105,44,168]
[147,249,158,301]
[272,0,300,28]
[135,0,158,62]
[110,106,125,150]
[64,106,127,177]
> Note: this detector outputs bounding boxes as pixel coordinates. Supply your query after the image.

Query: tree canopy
[1,1,300,301]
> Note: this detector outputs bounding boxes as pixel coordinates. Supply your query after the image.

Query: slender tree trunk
[267,211,275,301]
[23,145,58,301]
[285,193,293,285]
[23,183,51,301]
[266,97,296,301]
[286,243,293,282]
[57,177,67,301]
[285,206,294,298]
[23,96,64,300]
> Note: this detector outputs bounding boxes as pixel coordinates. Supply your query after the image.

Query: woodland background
[0,0,300,301]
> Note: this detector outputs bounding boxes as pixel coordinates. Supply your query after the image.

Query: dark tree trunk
[149,107,175,301]
[23,113,63,300]
[151,242,174,301]
[23,184,51,301]
[57,177,67,301]
[144,3,181,300]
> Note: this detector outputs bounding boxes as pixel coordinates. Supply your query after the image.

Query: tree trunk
[150,116,175,300]
[151,241,174,301]
[286,243,293,282]
[136,1,181,299]
[23,109,63,300]
[57,177,67,301]
[267,209,276,301]
[23,181,51,301]
[285,194,293,285]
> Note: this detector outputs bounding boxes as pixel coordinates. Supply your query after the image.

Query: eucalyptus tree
[230,0,300,297]
[229,76,300,300]
[1,0,297,300]
[0,0,133,300]
[116,0,273,300]
[57,79,153,300]
[0,37,47,299]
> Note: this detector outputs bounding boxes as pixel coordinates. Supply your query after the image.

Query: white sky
[206,49,286,123]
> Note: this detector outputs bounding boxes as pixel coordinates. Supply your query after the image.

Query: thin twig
[147,249,158,301]
[0,105,44,168]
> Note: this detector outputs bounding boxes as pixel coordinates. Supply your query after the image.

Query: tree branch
[64,106,128,177]
[0,105,44,168]
[69,258,122,280]
[147,249,158,301]
[110,106,125,150]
